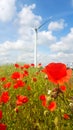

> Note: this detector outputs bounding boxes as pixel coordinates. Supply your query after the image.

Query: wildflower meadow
[0,62,73,130]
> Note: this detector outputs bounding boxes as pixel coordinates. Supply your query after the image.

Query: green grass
[0,64,73,130]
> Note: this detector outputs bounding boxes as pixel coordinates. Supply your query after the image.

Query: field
[0,63,73,130]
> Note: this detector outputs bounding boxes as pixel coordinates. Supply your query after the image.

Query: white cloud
[48,19,67,31]
[0,3,73,66]
[0,4,42,65]
[0,0,16,22]
[38,31,56,45]
[37,51,73,67]
[17,52,34,63]
[0,40,34,51]
[17,3,42,42]
[50,27,73,52]
[18,4,42,28]
[0,39,34,65]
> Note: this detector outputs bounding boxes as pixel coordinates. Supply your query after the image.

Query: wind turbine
[34,16,53,67]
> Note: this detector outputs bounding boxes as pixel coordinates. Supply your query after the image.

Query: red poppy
[42,100,47,107]
[37,63,42,68]
[14,107,19,113]
[39,94,47,107]
[3,82,11,89]
[16,95,29,106]
[59,85,66,92]
[38,63,42,66]
[20,66,24,70]
[13,83,19,89]
[39,94,46,101]
[27,86,31,90]
[43,62,72,84]
[31,63,34,67]
[0,123,7,130]
[1,91,10,103]
[14,63,20,68]
[13,80,25,89]
[47,101,56,112]
[0,110,2,119]
[0,77,6,82]
[24,64,30,69]
[63,114,70,119]
[11,72,23,79]
[16,99,23,106]
[36,72,39,75]
[16,80,25,87]
[32,77,37,82]
[23,70,29,77]
[0,97,2,104]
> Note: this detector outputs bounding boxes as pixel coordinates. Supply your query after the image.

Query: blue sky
[0,0,73,66]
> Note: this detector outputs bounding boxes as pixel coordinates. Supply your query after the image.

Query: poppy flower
[37,63,42,68]
[0,77,6,82]
[20,66,24,70]
[16,99,23,106]
[42,100,47,107]
[16,95,29,106]
[63,114,70,119]
[24,64,30,69]
[1,91,10,103]
[23,70,29,77]
[16,80,25,87]
[39,94,47,107]
[32,77,37,82]
[11,72,23,79]
[0,97,2,104]
[0,110,2,119]
[39,94,46,101]
[47,101,56,112]
[31,63,34,67]
[59,85,66,92]
[14,63,20,68]
[13,80,25,89]
[43,62,72,84]
[38,63,42,66]
[3,82,11,89]
[13,83,19,89]
[0,123,7,130]
[27,86,31,90]
[14,107,19,113]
